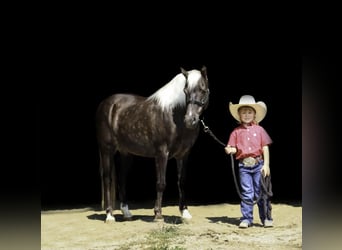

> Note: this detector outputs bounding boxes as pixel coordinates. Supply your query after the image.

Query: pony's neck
[147,73,187,111]
[147,70,202,111]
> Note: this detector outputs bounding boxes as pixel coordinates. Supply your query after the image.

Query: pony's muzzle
[184,115,199,129]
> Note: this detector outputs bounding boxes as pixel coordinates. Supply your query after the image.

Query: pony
[95,66,209,222]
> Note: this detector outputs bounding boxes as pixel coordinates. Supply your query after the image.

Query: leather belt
[240,156,262,167]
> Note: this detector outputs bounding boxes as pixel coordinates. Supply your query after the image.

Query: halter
[185,89,210,107]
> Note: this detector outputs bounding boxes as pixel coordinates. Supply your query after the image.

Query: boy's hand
[225,146,236,155]
[261,164,270,177]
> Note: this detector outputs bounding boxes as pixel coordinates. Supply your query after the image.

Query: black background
[39,18,301,209]
[21,6,341,249]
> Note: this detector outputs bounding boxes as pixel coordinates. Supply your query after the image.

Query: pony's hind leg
[100,149,116,223]
[118,154,133,220]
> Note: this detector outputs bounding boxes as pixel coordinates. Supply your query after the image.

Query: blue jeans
[239,160,272,225]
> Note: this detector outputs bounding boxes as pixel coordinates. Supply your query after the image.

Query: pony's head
[182,66,209,129]
[147,66,209,129]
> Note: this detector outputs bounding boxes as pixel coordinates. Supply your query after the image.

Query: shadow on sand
[87,213,184,224]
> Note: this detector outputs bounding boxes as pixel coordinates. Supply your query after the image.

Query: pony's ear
[180,67,188,77]
[201,66,208,79]
[201,65,208,81]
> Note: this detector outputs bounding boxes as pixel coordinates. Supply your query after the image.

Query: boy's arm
[261,145,270,176]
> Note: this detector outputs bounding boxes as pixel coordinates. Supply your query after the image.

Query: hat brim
[229,102,267,123]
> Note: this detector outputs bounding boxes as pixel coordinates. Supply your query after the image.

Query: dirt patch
[41,202,301,249]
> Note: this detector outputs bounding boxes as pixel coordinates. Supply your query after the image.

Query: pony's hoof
[120,203,133,221]
[153,215,164,222]
[105,215,116,223]
[181,209,192,223]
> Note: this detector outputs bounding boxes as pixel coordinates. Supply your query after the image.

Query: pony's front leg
[177,158,192,222]
[154,153,168,221]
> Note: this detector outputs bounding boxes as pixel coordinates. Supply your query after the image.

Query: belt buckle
[242,157,257,167]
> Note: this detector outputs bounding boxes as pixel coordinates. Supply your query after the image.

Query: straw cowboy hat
[229,95,267,123]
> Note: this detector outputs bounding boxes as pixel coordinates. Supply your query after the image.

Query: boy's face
[238,106,256,124]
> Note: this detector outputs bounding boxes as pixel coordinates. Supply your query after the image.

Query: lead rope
[200,118,272,205]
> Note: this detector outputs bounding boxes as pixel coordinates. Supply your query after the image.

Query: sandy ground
[41,201,302,250]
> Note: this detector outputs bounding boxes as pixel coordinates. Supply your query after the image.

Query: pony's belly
[116,140,157,157]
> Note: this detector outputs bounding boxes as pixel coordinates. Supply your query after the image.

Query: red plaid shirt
[227,124,272,160]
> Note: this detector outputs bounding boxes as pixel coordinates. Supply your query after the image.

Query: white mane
[148,70,202,111]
